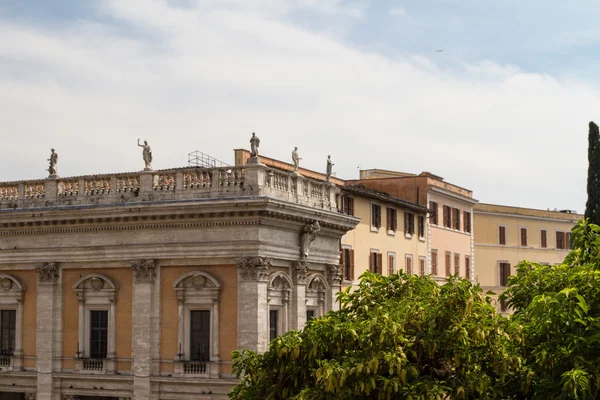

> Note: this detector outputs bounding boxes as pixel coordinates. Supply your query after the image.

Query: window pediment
[73,274,118,303]
[0,274,25,302]
[173,271,221,304]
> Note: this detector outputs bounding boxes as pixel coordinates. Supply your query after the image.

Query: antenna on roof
[187,151,230,168]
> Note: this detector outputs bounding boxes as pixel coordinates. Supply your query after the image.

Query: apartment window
[269,310,278,342]
[418,215,425,239]
[500,299,508,312]
[499,226,506,245]
[0,310,16,356]
[419,257,426,276]
[499,262,511,287]
[406,255,413,275]
[541,230,547,248]
[445,252,451,277]
[431,250,438,275]
[404,212,415,236]
[190,310,210,361]
[454,253,460,275]
[387,208,398,232]
[90,310,108,359]
[341,248,355,281]
[453,208,461,230]
[556,231,565,249]
[443,206,452,228]
[429,201,438,225]
[341,195,355,216]
[465,256,471,280]
[463,211,471,233]
[371,204,381,229]
[566,232,572,249]
[388,253,396,275]
[520,228,528,247]
[370,251,382,274]
[306,310,315,322]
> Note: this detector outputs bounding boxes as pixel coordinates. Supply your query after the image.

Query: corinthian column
[35,262,59,400]
[291,261,308,330]
[237,257,271,353]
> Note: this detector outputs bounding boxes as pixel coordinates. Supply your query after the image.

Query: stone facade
[0,163,359,399]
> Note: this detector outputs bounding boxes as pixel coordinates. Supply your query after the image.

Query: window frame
[520,227,528,247]
[445,251,452,277]
[341,195,355,216]
[431,250,438,276]
[454,253,460,275]
[0,274,24,371]
[540,229,547,248]
[443,205,452,228]
[463,211,471,233]
[452,208,461,230]
[387,252,396,275]
[499,262,511,287]
[465,256,471,280]
[418,215,425,240]
[387,207,398,234]
[404,212,415,237]
[405,254,413,275]
[419,257,426,276]
[371,203,382,231]
[556,230,565,249]
[429,201,438,225]
[498,225,506,245]
[341,246,354,281]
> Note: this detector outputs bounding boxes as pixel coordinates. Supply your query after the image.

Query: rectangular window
[418,215,425,239]
[443,206,452,228]
[371,204,381,229]
[341,248,354,281]
[465,256,471,279]
[404,212,415,235]
[388,253,396,275]
[445,252,451,277]
[306,310,315,321]
[500,299,508,312]
[454,253,460,275]
[90,310,108,359]
[387,208,397,232]
[566,232,572,249]
[269,310,278,342]
[463,211,471,233]
[541,230,547,248]
[429,201,438,225]
[520,228,528,246]
[499,226,506,245]
[406,255,413,275]
[453,208,461,230]
[0,310,15,355]
[190,310,210,361]
[419,257,426,276]
[431,250,438,275]
[370,252,382,274]
[342,195,354,216]
[499,262,511,287]
[556,231,565,249]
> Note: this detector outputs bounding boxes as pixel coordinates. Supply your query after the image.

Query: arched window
[0,274,25,371]
[172,271,221,378]
[306,274,328,319]
[267,273,292,341]
[73,274,118,373]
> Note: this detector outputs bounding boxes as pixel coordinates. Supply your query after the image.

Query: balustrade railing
[183,360,207,374]
[0,355,10,368]
[82,358,104,371]
[58,180,79,197]
[85,177,111,195]
[24,182,45,199]
[154,173,176,191]
[0,185,18,201]
[116,176,140,193]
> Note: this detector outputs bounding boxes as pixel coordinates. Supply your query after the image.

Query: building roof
[343,184,429,214]
[474,202,583,221]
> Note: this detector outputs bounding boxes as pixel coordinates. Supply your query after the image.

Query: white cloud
[389,7,407,18]
[0,0,596,212]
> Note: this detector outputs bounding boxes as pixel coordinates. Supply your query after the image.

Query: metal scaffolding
[187,151,230,168]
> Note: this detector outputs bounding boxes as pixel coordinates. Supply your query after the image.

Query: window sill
[370,226,380,233]
[387,230,396,236]
[405,233,413,239]
[418,236,425,242]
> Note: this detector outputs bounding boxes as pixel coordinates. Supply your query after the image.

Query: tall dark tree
[585,122,600,224]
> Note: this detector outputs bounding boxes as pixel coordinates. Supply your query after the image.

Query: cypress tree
[585,121,600,224]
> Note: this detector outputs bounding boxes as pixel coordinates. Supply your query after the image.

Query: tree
[585,122,600,225]
[501,220,600,399]
[231,273,525,399]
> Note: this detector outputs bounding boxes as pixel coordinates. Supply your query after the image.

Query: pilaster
[237,257,270,352]
[291,261,308,330]
[35,262,59,400]
[131,259,156,400]
[327,264,342,312]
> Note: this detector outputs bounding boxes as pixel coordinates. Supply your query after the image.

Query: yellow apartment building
[338,185,429,284]
[474,203,582,313]
[348,169,478,282]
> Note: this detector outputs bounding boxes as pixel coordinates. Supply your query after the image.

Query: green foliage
[230,273,525,399]
[585,122,600,225]
[502,219,600,399]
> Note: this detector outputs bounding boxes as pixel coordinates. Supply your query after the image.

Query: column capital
[293,261,309,285]
[36,262,58,284]
[131,259,156,283]
[327,264,342,286]
[237,257,271,282]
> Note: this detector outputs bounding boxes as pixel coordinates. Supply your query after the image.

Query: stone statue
[250,132,260,158]
[292,147,301,172]
[300,220,321,258]
[326,155,334,181]
[137,139,153,171]
[47,148,58,177]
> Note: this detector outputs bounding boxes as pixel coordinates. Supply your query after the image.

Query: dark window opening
[269,310,278,342]
[0,310,15,356]
[90,310,108,359]
[190,310,210,361]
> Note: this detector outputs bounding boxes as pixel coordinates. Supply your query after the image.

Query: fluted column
[237,257,271,352]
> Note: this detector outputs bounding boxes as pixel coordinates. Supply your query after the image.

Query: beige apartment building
[0,145,357,399]
[348,169,478,281]
[474,203,582,313]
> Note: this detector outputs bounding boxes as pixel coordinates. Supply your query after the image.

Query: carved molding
[36,262,58,284]
[237,257,271,282]
[327,264,342,286]
[293,261,309,284]
[131,259,156,283]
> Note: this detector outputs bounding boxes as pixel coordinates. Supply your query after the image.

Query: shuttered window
[387,208,397,232]
[541,230,547,248]
[556,231,565,249]
[499,262,511,286]
[454,253,460,275]
[406,255,413,275]
[429,201,438,225]
[404,212,415,235]
[341,248,355,281]
[419,257,426,276]
[418,216,425,239]
[370,252,383,274]
[342,195,355,216]
[463,211,471,233]
[371,204,381,229]
[388,254,395,275]
[445,252,451,277]
[499,226,506,245]
[566,232,572,249]
[443,206,452,228]
[520,228,528,247]
[453,208,461,230]
[431,251,438,275]
[465,256,471,279]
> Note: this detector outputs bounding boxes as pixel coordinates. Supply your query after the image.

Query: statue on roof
[292,147,301,173]
[326,155,334,181]
[137,138,153,171]
[47,148,58,177]
[250,132,260,158]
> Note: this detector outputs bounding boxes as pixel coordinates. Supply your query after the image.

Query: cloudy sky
[1,0,599,212]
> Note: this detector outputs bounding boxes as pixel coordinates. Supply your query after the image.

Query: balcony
[183,361,207,374]
[0,164,337,212]
[75,357,115,374]
[82,358,104,371]
[174,360,218,378]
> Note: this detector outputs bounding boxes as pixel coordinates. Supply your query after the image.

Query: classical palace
[0,145,358,399]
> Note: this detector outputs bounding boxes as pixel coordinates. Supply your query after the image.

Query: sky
[1,0,599,212]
